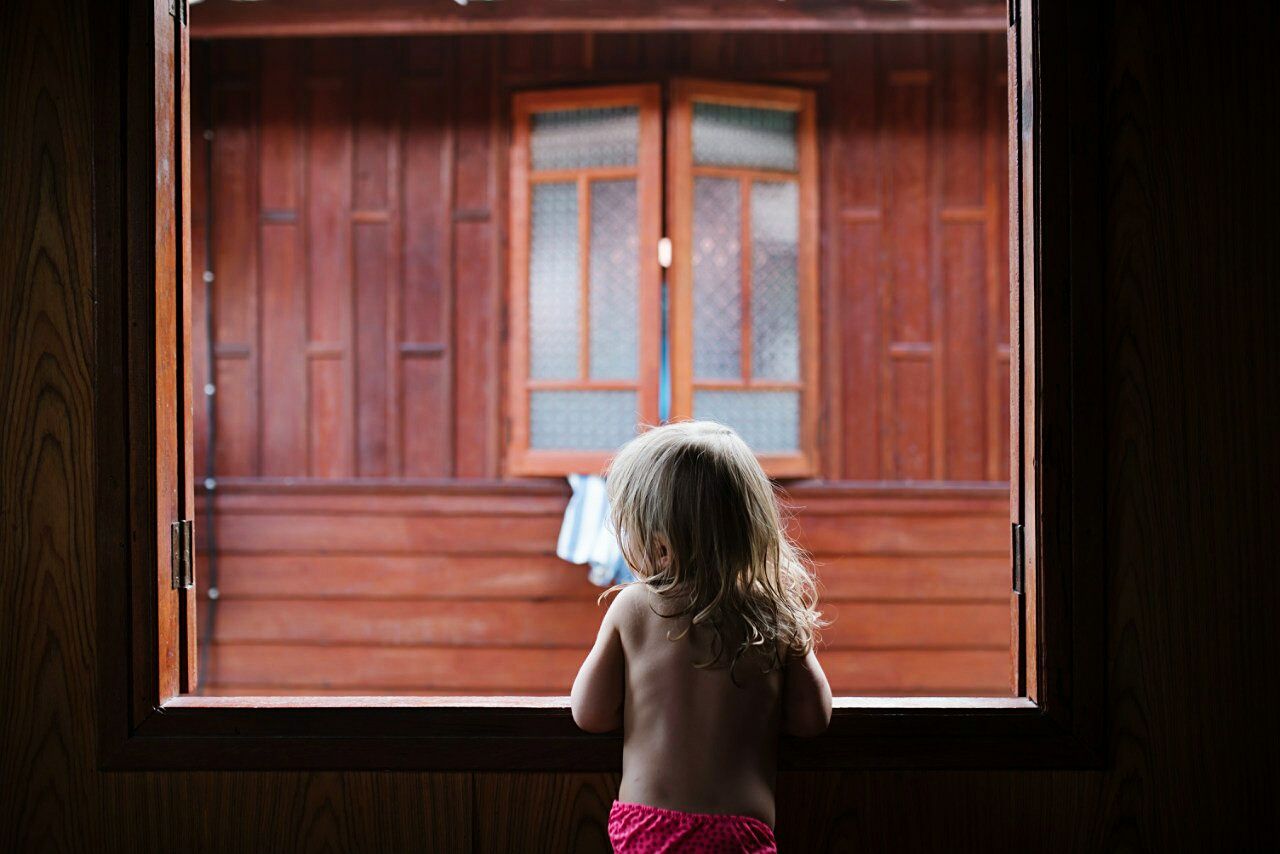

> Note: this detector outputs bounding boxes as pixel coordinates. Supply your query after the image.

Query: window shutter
[507,86,663,476]
[667,80,820,478]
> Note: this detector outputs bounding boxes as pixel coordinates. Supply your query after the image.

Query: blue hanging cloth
[659,280,671,423]
[556,474,636,587]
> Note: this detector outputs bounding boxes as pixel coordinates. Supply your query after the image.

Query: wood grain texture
[189,0,1007,38]
[189,32,1012,698]
[194,483,1008,694]
[3,2,1277,851]
[195,32,1008,485]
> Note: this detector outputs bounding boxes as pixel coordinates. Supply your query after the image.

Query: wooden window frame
[506,85,663,477]
[507,80,819,478]
[667,79,821,478]
[96,0,1104,771]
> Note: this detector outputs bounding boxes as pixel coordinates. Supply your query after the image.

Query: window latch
[1011,522,1025,594]
[171,519,194,590]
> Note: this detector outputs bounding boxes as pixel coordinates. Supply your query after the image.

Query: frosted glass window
[530,390,639,451]
[751,181,800,381]
[693,390,800,453]
[589,180,639,380]
[531,107,639,171]
[693,177,742,379]
[529,182,580,379]
[692,103,797,172]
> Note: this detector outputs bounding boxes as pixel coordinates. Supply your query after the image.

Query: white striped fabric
[556,474,635,586]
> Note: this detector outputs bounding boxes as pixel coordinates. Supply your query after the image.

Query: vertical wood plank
[305,42,354,478]
[209,46,259,475]
[453,38,499,478]
[175,0,198,692]
[881,36,933,480]
[939,37,989,481]
[988,33,1012,484]
[151,0,180,705]
[832,35,883,480]
[258,40,308,476]
[191,41,210,493]
[353,40,397,477]
[400,73,454,478]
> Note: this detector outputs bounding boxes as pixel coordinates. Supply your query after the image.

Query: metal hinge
[1008,0,1018,27]
[1011,522,1025,594]
[170,0,188,26]
[171,519,194,590]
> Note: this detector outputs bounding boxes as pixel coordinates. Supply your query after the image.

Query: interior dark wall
[1,1,1276,851]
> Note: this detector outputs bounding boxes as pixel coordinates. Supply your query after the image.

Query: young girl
[571,421,832,853]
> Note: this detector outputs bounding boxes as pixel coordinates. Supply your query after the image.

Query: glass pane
[694,390,800,453]
[530,390,639,451]
[589,180,639,380]
[693,177,741,379]
[692,102,797,172]
[751,181,800,381]
[529,182,579,380]
[531,106,639,171]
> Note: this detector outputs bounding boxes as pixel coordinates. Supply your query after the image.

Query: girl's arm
[782,649,833,737]
[570,592,629,733]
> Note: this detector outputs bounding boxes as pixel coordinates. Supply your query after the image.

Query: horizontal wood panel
[202,509,1005,556]
[798,512,1005,554]
[201,554,602,600]
[200,553,1008,602]
[190,1,1007,39]
[209,600,1010,649]
[206,644,1009,694]
[199,480,1005,514]
[815,555,1006,599]
[205,512,563,554]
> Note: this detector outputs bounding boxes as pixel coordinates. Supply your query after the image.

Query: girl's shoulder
[605,582,677,641]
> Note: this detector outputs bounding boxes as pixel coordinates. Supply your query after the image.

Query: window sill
[102,695,1099,772]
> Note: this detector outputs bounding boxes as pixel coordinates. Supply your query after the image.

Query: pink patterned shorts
[608,801,777,853]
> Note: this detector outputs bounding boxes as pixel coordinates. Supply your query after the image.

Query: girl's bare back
[614,584,782,825]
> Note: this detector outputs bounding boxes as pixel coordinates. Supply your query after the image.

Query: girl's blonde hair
[606,420,823,677]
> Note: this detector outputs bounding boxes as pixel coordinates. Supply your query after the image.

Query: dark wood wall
[190,32,1012,696]
[3,0,1276,850]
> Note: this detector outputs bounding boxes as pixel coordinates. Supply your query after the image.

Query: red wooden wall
[191,32,1011,696]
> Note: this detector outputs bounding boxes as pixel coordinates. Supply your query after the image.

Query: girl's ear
[656,538,673,570]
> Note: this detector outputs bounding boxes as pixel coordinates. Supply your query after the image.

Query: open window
[507,85,663,476]
[507,80,819,477]
[668,80,819,477]
[100,0,1103,771]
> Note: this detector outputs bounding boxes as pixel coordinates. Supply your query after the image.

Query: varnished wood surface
[190,0,1007,38]
[2,0,1277,850]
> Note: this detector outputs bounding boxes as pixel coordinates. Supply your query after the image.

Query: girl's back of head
[606,420,823,676]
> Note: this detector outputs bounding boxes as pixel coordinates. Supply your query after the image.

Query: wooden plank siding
[194,481,1009,696]
[191,32,1011,696]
